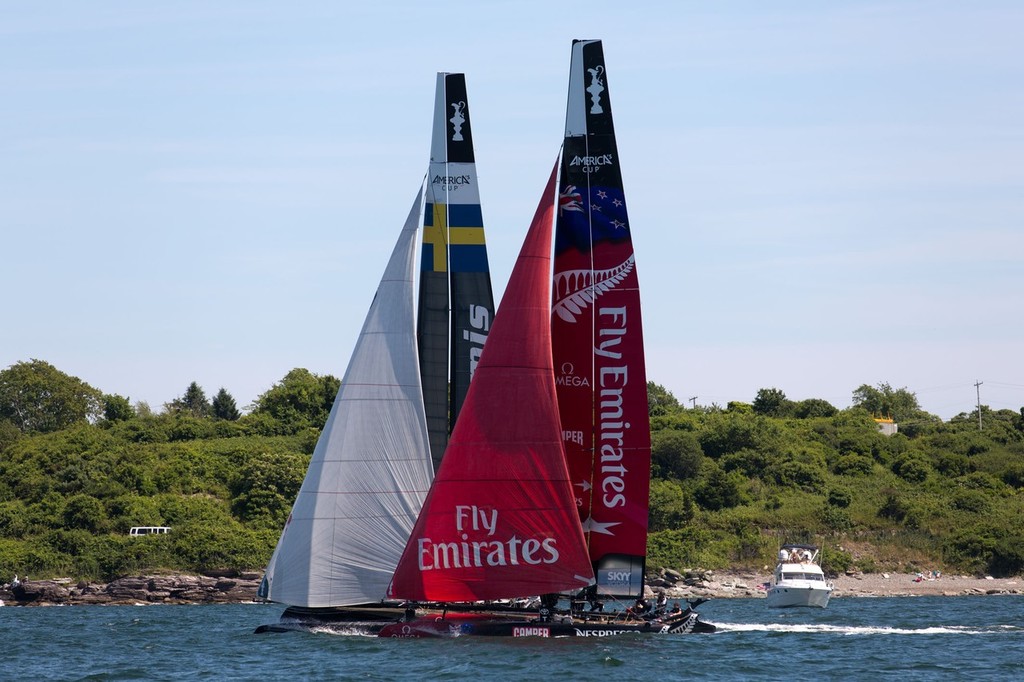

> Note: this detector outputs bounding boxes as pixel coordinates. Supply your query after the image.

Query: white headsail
[260,189,434,608]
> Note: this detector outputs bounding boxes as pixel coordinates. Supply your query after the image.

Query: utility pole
[689,396,698,409]
[975,380,983,431]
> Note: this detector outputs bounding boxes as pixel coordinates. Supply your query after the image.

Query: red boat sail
[552,39,652,599]
[389,164,594,603]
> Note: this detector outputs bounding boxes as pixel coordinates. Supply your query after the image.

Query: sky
[2,1,1022,421]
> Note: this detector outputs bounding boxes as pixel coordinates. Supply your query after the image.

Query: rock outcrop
[0,572,262,606]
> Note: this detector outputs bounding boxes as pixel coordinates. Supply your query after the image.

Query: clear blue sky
[2,1,1021,419]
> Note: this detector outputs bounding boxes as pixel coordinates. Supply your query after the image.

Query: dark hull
[254,604,404,634]
[258,602,716,638]
[254,602,555,635]
[377,610,716,638]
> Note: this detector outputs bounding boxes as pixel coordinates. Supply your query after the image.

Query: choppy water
[2,596,1022,680]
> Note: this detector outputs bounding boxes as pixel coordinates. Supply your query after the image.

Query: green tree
[252,368,340,430]
[647,381,681,416]
[103,394,135,423]
[794,398,838,418]
[752,388,793,417]
[229,451,307,527]
[0,419,20,453]
[0,360,103,433]
[168,382,211,418]
[63,494,107,532]
[852,382,926,422]
[651,430,704,479]
[648,479,694,531]
[699,412,783,459]
[211,388,241,421]
[695,464,745,511]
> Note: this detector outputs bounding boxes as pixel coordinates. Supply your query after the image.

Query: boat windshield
[780,572,825,581]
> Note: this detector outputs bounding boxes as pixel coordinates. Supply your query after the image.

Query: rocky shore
[0,573,263,607]
[651,568,1024,601]
[1,569,1020,607]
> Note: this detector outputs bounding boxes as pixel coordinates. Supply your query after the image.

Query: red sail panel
[389,163,594,603]
[552,39,651,598]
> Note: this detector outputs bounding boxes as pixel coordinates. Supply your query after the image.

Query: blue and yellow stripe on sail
[422,202,449,272]
[422,203,490,273]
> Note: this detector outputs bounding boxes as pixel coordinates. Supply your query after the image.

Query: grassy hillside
[645,388,1024,578]
[1,363,1022,582]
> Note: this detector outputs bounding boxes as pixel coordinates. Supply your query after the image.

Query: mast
[419,73,496,471]
[551,40,652,599]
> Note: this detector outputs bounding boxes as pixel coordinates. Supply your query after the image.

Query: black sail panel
[419,73,495,470]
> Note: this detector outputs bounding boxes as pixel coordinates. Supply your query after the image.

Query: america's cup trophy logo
[586,65,605,114]
[450,101,466,141]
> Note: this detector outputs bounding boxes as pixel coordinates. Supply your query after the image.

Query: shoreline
[660,570,1024,601]
[1,570,1021,607]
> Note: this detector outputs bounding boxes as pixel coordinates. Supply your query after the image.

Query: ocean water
[2,596,1022,681]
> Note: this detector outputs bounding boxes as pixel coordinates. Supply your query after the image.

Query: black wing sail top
[418,73,495,470]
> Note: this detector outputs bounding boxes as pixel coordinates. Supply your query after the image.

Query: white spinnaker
[262,188,433,608]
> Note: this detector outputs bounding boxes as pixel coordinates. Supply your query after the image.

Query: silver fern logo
[552,256,635,323]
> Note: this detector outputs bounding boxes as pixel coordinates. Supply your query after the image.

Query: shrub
[648,479,695,531]
[651,430,704,480]
[942,528,1009,575]
[951,490,991,514]
[695,467,746,511]
[765,460,825,493]
[1002,463,1024,488]
[878,492,909,522]
[794,398,838,419]
[892,455,930,483]
[647,527,717,571]
[63,494,107,532]
[822,506,853,531]
[827,488,852,508]
[720,448,772,478]
[935,452,972,477]
[957,472,1002,491]
[833,454,874,476]
[820,546,852,575]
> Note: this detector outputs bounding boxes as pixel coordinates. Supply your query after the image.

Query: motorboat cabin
[765,543,833,608]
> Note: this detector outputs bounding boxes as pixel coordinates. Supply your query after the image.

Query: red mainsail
[388,163,595,602]
[552,39,652,598]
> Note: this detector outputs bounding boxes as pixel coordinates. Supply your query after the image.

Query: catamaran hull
[765,585,832,608]
[254,621,386,635]
[377,611,716,638]
[254,604,408,634]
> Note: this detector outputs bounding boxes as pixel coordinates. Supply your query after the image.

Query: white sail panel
[262,189,434,608]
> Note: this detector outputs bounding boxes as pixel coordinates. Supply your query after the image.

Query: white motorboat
[765,544,834,608]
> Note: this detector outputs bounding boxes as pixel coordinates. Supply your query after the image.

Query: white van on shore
[129,526,171,536]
